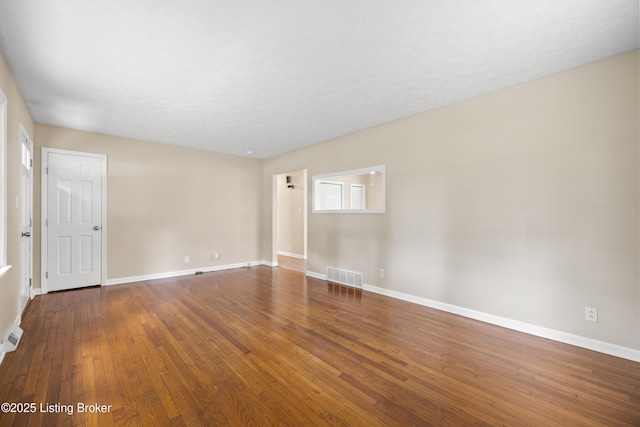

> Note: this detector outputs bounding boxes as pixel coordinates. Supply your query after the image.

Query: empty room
[0,1,639,425]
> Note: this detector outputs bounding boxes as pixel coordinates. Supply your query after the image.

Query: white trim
[18,123,33,314]
[305,270,640,362]
[305,270,326,281]
[41,148,107,294]
[0,315,21,368]
[0,264,11,279]
[277,251,307,260]
[105,261,272,286]
[30,286,41,299]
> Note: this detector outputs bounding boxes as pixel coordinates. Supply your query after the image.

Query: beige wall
[0,52,35,339]
[34,125,263,283]
[263,51,640,350]
[276,169,306,257]
[1,49,638,357]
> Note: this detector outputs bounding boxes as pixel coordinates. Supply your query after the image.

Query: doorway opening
[274,169,307,273]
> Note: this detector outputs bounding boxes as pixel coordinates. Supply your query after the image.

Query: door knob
[21,232,31,237]
[93,226,101,231]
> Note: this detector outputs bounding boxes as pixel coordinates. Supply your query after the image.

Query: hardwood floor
[1,266,639,426]
[277,254,307,273]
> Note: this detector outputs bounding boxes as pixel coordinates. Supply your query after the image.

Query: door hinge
[29,278,32,287]
[45,272,48,279]
[30,158,33,168]
[45,219,48,227]
[46,167,48,174]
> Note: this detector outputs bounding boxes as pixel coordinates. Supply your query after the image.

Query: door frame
[273,169,308,265]
[41,148,107,294]
[18,123,33,311]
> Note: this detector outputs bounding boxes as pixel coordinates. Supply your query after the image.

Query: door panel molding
[18,123,33,313]
[41,148,107,294]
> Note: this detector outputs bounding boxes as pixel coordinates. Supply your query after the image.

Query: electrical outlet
[585,307,598,322]
[379,269,385,278]
[184,255,190,264]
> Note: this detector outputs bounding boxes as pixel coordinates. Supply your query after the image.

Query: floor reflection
[326,282,362,302]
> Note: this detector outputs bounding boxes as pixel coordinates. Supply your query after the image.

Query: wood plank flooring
[276,254,306,273]
[1,266,639,426]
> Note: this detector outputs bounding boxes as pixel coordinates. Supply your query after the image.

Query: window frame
[312,165,386,214]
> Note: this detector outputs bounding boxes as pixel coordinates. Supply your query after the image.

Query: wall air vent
[326,267,363,289]
[2,324,23,353]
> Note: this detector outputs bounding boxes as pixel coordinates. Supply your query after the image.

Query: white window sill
[0,264,12,279]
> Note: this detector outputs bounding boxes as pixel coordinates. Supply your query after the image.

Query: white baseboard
[277,251,307,260]
[0,315,22,368]
[305,270,325,281]
[0,265,12,279]
[105,261,273,286]
[305,270,640,363]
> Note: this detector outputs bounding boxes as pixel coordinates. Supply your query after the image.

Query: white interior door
[45,150,105,292]
[350,184,366,210]
[19,126,32,312]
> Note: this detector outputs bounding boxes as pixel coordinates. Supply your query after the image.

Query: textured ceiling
[0,1,638,159]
